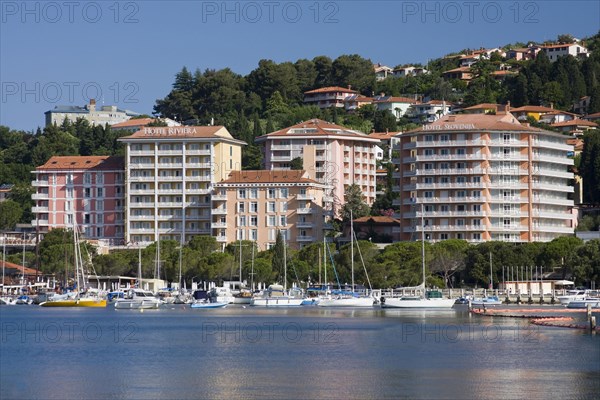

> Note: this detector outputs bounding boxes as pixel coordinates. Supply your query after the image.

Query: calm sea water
[1,305,598,400]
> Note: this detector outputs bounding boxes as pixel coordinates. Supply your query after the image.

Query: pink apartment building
[255,119,381,215]
[212,170,327,250]
[31,156,125,243]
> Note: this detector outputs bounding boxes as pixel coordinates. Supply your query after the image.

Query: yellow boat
[40,297,107,307]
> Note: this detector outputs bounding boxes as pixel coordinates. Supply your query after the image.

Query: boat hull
[317,297,375,307]
[381,297,455,309]
[40,298,107,307]
[232,296,252,305]
[566,299,600,308]
[114,299,161,309]
[190,302,228,309]
[250,297,304,307]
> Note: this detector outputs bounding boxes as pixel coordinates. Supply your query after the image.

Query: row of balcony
[129,149,212,156]
[395,196,574,206]
[401,138,572,151]
[403,224,573,233]
[397,168,572,179]
[400,181,573,192]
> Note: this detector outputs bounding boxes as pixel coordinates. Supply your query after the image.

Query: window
[268,188,276,199]
[473,204,481,212]
[96,200,104,211]
[84,173,91,184]
[97,214,104,224]
[440,177,449,184]
[268,216,276,227]
[280,216,287,226]
[440,163,449,170]
[440,149,449,156]
[440,135,449,142]
[84,214,91,224]
[472,190,481,198]
[425,135,434,142]
[425,149,434,156]
[440,233,448,240]
[250,202,258,213]
[504,219,511,227]
[239,216,246,227]
[250,188,258,199]
[238,189,246,199]
[456,148,466,155]
[424,177,433,184]
[250,216,258,226]
[97,188,103,197]
[456,219,465,226]
[267,202,276,213]
[472,233,481,240]
[237,202,245,213]
[280,188,288,198]
[250,230,257,241]
[440,205,449,212]
[84,188,91,198]
[473,219,481,226]
[424,191,433,198]
[424,163,434,170]
[456,176,466,183]
[280,202,288,212]
[456,190,466,198]
[472,176,481,184]
[96,173,104,184]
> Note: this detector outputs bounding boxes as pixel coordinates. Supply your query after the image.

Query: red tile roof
[369,131,400,140]
[353,216,401,224]
[304,86,358,94]
[551,119,598,128]
[37,156,124,171]
[373,96,418,104]
[510,105,557,113]
[219,170,319,185]
[584,112,600,120]
[111,118,154,128]
[463,103,501,110]
[407,113,541,133]
[256,119,381,143]
[119,126,238,141]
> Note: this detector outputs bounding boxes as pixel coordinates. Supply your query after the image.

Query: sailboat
[232,240,253,304]
[380,204,454,309]
[40,216,106,307]
[251,236,304,307]
[318,211,375,307]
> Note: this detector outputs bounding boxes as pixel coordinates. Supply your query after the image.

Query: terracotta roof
[304,86,358,94]
[119,126,240,142]
[551,119,598,128]
[376,169,388,174]
[583,112,600,120]
[463,103,501,110]
[373,96,418,104]
[353,216,401,224]
[443,67,471,73]
[37,156,124,171]
[491,70,517,76]
[219,170,319,185]
[510,105,557,113]
[111,118,154,128]
[256,119,381,143]
[0,260,38,275]
[407,113,541,134]
[544,110,579,117]
[566,138,584,151]
[423,100,454,106]
[369,131,400,140]
[541,43,583,49]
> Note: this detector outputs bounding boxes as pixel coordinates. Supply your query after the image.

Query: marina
[1,304,599,399]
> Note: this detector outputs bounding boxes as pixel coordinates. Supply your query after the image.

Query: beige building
[212,170,327,250]
[393,112,574,243]
[118,126,245,245]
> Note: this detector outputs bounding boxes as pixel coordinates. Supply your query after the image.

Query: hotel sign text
[422,124,476,131]
[143,127,198,135]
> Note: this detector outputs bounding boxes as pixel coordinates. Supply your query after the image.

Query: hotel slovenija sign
[422,123,476,130]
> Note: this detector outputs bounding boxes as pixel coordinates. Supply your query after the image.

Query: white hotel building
[393,113,574,243]
[118,126,245,245]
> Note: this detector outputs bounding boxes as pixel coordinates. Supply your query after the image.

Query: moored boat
[250,285,304,307]
[114,289,162,309]
[381,290,455,309]
[470,296,502,306]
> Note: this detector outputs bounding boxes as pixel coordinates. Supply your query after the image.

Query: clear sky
[1,0,599,131]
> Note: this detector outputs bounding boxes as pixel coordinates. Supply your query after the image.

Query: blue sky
[1,0,599,131]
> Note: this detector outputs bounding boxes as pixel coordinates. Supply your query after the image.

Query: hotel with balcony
[255,119,381,214]
[31,156,125,243]
[212,170,327,250]
[118,126,245,245]
[392,113,574,243]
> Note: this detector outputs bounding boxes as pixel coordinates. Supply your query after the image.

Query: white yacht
[381,290,456,309]
[250,285,304,307]
[114,289,162,309]
[557,290,593,305]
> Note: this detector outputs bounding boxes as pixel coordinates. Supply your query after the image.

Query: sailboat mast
[239,239,242,283]
[421,202,426,289]
[489,252,493,289]
[138,245,142,288]
[251,242,255,291]
[21,232,25,285]
[283,236,287,292]
[2,234,6,290]
[323,236,327,290]
[351,210,354,293]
